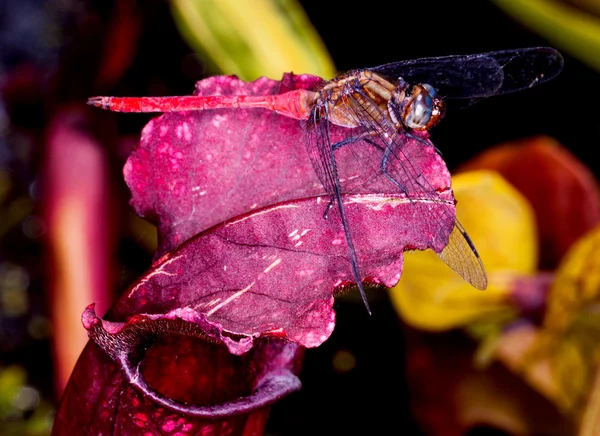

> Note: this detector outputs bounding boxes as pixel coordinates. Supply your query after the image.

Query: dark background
[103,0,597,176]
[0,0,597,434]
[304,2,596,176]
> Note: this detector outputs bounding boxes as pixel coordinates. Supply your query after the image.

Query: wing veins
[337,89,487,289]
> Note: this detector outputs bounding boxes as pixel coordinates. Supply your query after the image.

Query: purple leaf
[53,316,303,434]
[54,73,456,434]
[124,74,453,257]
[125,74,326,255]
[108,185,453,352]
[114,72,455,350]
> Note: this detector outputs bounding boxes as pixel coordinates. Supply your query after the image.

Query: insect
[89,47,563,314]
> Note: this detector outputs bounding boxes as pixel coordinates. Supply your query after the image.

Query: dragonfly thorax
[312,70,396,128]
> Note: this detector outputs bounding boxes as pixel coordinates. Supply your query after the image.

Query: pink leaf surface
[124,74,325,255]
[54,73,456,434]
[124,74,453,256]
[113,75,454,353]
[112,72,456,351]
[105,186,454,353]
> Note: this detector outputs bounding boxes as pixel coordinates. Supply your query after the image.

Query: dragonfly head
[392,80,446,131]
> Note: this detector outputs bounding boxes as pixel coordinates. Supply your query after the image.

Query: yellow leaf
[534,225,600,413]
[495,324,579,413]
[390,170,537,330]
[170,0,336,80]
[544,224,600,335]
[579,363,600,436]
[492,0,600,72]
[497,322,598,414]
[496,226,600,415]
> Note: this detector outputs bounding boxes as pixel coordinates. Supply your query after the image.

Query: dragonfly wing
[336,86,488,289]
[305,100,374,313]
[438,220,487,290]
[305,106,338,197]
[370,47,563,100]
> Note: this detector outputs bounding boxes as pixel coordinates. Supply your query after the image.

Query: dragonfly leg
[332,180,372,315]
[330,132,373,152]
[326,136,372,314]
[404,131,443,156]
[325,134,372,220]
[323,138,358,220]
[380,146,410,197]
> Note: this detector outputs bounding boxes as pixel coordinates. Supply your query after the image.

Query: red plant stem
[44,108,115,396]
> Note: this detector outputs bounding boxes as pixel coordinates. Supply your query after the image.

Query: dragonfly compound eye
[404,83,444,131]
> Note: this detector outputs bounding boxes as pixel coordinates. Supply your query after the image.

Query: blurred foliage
[494,224,600,428]
[0,170,33,241]
[517,223,600,414]
[1,0,599,434]
[0,366,54,435]
[170,0,336,80]
[393,137,600,433]
[493,0,600,72]
[3,1,334,432]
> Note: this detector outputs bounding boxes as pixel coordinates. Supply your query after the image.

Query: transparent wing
[332,81,488,289]
[305,100,374,313]
[438,220,487,290]
[305,105,337,197]
[369,47,563,102]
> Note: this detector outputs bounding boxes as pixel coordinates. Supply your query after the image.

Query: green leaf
[492,0,600,72]
[171,0,336,80]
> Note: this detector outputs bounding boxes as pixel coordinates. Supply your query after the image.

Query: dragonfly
[89,47,563,314]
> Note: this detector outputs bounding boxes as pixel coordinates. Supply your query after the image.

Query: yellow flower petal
[390,170,537,330]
